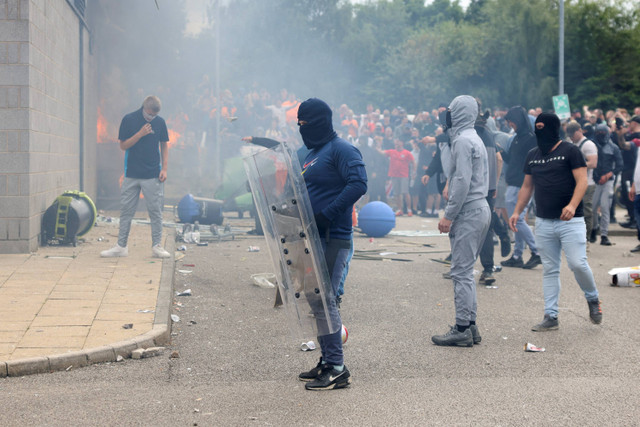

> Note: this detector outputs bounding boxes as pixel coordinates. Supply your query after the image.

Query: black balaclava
[594,123,610,147]
[439,109,451,132]
[297,98,338,150]
[534,113,561,155]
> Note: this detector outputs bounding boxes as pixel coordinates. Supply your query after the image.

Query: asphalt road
[1,215,640,426]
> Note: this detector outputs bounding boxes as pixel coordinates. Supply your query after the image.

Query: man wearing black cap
[509,113,602,331]
[296,98,367,390]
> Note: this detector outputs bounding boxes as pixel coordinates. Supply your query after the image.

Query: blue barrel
[358,201,396,237]
[177,194,224,225]
[177,194,200,223]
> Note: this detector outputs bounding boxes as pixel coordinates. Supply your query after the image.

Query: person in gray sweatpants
[101,95,171,259]
[432,95,491,347]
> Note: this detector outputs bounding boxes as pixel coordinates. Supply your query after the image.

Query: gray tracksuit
[444,95,491,327]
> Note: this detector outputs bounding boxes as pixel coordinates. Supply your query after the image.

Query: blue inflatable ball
[358,201,396,237]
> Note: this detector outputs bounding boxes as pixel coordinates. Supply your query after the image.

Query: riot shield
[243,141,340,342]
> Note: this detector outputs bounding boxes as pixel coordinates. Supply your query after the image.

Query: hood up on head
[297,98,337,150]
[594,123,610,146]
[505,106,533,137]
[534,113,561,155]
[448,95,478,136]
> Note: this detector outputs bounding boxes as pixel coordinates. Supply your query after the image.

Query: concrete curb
[2,231,175,377]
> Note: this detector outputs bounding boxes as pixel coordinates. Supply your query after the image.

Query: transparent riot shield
[243,141,340,342]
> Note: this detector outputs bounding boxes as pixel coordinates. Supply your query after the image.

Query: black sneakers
[305,364,351,390]
[298,357,324,382]
[501,256,524,268]
[531,314,559,331]
[631,244,640,253]
[432,326,473,347]
[523,254,542,269]
[479,271,496,285]
[600,235,612,246]
[588,299,602,324]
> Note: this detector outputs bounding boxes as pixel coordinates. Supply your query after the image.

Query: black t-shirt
[523,141,587,219]
[119,107,169,179]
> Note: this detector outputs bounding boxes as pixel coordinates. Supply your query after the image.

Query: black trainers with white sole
[305,364,351,390]
[298,357,324,382]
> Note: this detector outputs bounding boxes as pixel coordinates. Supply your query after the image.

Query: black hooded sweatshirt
[502,106,537,187]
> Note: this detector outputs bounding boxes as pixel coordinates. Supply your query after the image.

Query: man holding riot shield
[295,98,367,390]
[243,98,366,391]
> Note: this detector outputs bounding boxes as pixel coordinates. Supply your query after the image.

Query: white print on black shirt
[528,156,565,165]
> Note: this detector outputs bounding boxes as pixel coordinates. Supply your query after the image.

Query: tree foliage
[176,0,640,111]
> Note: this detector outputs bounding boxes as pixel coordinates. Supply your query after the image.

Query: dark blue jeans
[317,238,351,366]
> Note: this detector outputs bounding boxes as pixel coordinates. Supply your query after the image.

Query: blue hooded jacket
[298,98,367,240]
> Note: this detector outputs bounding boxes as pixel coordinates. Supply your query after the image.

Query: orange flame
[167,128,181,149]
[97,106,109,143]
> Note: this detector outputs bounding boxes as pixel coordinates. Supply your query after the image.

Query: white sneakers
[100,244,128,258]
[100,244,171,259]
[152,245,171,258]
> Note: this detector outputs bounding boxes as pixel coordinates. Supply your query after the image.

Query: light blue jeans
[505,185,537,258]
[534,216,599,318]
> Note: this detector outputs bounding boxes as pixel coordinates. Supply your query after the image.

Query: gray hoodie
[444,95,489,221]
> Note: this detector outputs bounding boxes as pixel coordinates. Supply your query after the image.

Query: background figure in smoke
[296,98,367,390]
[475,105,504,286]
[499,106,541,270]
[431,95,490,348]
[591,123,623,246]
[101,95,171,259]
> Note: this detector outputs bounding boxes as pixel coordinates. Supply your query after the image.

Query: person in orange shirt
[341,110,359,141]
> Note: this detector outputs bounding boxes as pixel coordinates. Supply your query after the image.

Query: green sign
[552,94,571,120]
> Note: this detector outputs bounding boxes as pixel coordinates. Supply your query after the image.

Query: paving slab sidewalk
[0,220,174,377]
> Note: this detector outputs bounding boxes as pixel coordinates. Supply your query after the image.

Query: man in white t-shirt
[566,121,598,240]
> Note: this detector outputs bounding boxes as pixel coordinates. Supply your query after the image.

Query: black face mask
[594,132,608,146]
[297,98,337,150]
[534,113,561,155]
[439,109,452,132]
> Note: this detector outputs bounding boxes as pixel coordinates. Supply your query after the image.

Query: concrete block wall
[0,0,97,253]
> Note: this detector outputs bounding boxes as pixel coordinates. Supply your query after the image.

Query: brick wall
[0,0,97,253]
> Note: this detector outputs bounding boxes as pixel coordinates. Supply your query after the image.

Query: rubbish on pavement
[251,273,277,289]
[122,323,133,329]
[525,343,545,352]
[247,246,260,252]
[132,347,165,359]
[197,242,208,246]
[608,266,640,287]
[485,286,498,289]
[178,269,192,274]
[183,264,196,267]
[300,341,316,351]
[171,314,180,322]
[116,355,124,362]
[177,245,187,251]
[176,289,192,296]
[170,351,180,358]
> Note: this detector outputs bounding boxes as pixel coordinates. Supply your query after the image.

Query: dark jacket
[593,124,623,183]
[501,106,536,187]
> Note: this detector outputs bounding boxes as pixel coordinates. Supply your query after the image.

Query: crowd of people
[167,76,640,277]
